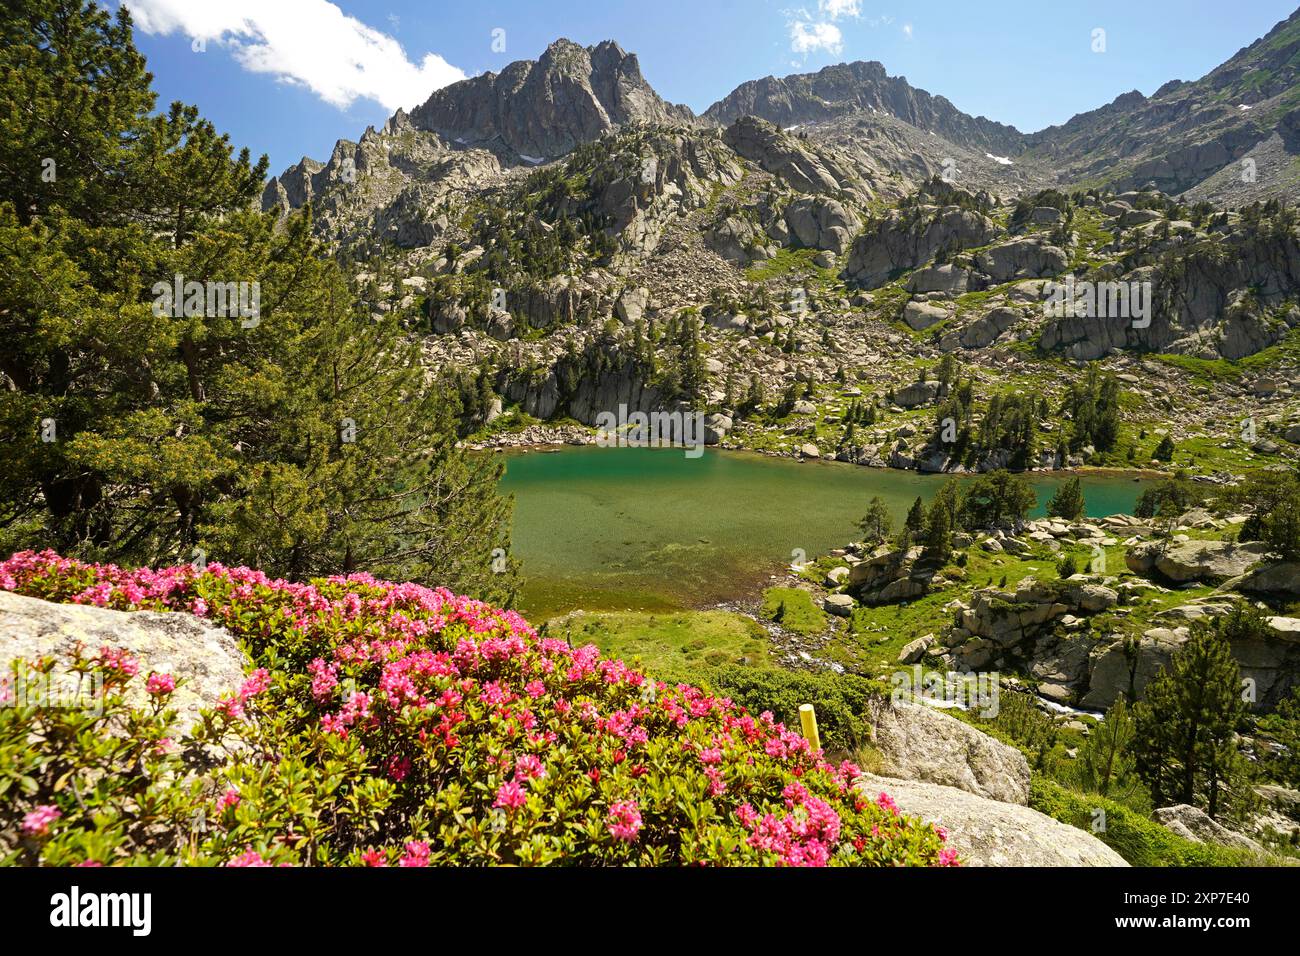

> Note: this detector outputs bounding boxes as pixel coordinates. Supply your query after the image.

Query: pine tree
[1046,476,1085,520]
[0,1,516,603]
[1075,696,1140,799]
[903,497,927,537]
[921,503,951,564]
[1132,613,1252,818]
[858,496,893,546]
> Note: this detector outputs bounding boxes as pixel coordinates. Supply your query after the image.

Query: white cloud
[789,19,844,56]
[902,22,914,40]
[818,0,861,18]
[121,0,466,112]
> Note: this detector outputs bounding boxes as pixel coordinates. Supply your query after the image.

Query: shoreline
[473,433,1172,481]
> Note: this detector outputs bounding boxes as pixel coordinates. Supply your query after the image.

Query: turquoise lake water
[499,446,1147,617]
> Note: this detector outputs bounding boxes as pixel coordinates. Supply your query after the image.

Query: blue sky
[119,0,1300,175]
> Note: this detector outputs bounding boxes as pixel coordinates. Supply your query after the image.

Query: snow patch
[986,152,1014,166]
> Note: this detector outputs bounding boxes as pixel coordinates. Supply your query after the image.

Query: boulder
[907,263,969,294]
[939,306,1020,351]
[975,238,1069,283]
[1081,627,1188,710]
[902,300,950,331]
[868,701,1031,805]
[823,593,855,617]
[1127,539,1269,583]
[1152,805,1264,854]
[1236,561,1300,597]
[898,635,936,664]
[0,590,247,734]
[614,287,650,325]
[895,380,941,408]
[857,774,1128,866]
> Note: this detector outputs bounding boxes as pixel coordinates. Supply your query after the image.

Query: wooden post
[799,703,821,753]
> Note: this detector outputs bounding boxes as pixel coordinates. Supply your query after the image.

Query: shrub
[653,665,887,755]
[1030,779,1266,867]
[0,551,954,867]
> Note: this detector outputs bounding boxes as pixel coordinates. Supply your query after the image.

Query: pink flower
[218,788,241,811]
[21,805,60,837]
[216,696,245,721]
[493,780,527,811]
[938,848,960,867]
[239,668,271,700]
[360,849,387,867]
[399,841,430,867]
[97,646,138,678]
[226,848,273,867]
[146,672,176,696]
[607,800,642,843]
[876,791,899,816]
[513,754,545,781]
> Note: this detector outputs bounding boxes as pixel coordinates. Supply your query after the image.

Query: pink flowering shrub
[0,551,956,867]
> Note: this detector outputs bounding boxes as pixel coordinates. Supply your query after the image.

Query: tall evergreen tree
[858,496,893,547]
[1132,611,1252,818]
[1046,476,1085,521]
[0,1,515,603]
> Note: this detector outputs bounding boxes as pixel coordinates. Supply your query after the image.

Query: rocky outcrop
[939,306,1021,350]
[857,774,1129,866]
[843,205,997,289]
[848,546,935,605]
[1125,539,1269,583]
[869,701,1031,804]
[0,590,247,733]
[721,116,852,195]
[702,60,1026,156]
[1152,805,1265,854]
[1040,231,1300,361]
[410,39,693,162]
[974,239,1068,283]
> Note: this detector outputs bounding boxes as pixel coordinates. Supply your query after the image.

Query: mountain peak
[408,38,692,162]
[702,59,1025,155]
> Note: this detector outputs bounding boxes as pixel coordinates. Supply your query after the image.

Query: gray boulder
[1152,805,1264,854]
[0,590,248,734]
[939,306,1020,351]
[975,239,1068,283]
[1127,539,1269,583]
[857,773,1128,866]
[868,701,1031,805]
[902,300,950,331]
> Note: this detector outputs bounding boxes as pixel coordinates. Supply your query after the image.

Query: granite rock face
[869,701,1032,805]
[858,773,1129,867]
[411,39,694,162]
[0,590,248,733]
